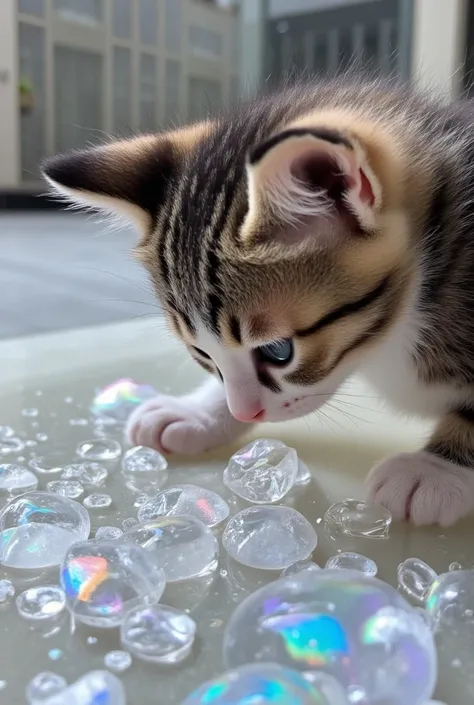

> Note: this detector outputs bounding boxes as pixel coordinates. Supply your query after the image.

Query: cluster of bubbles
[0,378,463,705]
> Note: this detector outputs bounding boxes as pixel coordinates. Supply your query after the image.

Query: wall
[0,1,20,187]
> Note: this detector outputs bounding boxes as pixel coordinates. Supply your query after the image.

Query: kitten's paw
[367,451,474,526]
[126,395,229,455]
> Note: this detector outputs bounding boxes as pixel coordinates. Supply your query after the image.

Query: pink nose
[233,408,265,423]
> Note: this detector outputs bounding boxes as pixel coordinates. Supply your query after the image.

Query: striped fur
[43,73,474,525]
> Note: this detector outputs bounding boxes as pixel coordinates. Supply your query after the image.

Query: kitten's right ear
[42,124,208,230]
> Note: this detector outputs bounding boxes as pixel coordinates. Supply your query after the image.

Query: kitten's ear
[42,125,207,230]
[245,127,382,243]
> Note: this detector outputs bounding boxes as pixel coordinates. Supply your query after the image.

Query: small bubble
[95,526,123,540]
[0,426,15,439]
[87,636,98,645]
[219,569,228,578]
[452,658,462,668]
[35,433,48,443]
[84,493,112,509]
[48,649,63,661]
[16,586,66,621]
[0,681,6,692]
[22,408,39,418]
[104,650,132,673]
[47,480,84,500]
[26,672,67,703]
[0,580,15,604]
[35,390,43,397]
[69,418,89,427]
[0,437,25,456]
[77,439,121,462]
[133,494,149,508]
[449,562,463,571]
[64,397,74,404]
[25,440,38,448]
[122,517,138,531]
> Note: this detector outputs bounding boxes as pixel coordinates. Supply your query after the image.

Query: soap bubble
[281,561,321,578]
[425,570,474,631]
[224,570,437,705]
[0,579,15,604]
[91,378,157,422]
[223,439,298,504]
[0,491,90,570]
[26,672,67,703]
[0,436,25,456]
[137,484,229,528]
[104,650,132,673]
[61,463,108,488]
[37,671,125,705]
[324,499,391,539]
[76,439,121,462]
[47,480,84,500]
[16,586,66,621]
[122,446,168,473]
[325,552,377,577]
[181,664,346,705]
[60,539,166,628]
[28,453,69,476]
[121,604,196,664]
[0,463,38,497]
[398,558,437,604]
[83,494,112,510]
[222,506,317,570]
[95,526,123,540]
[125,516,218,582]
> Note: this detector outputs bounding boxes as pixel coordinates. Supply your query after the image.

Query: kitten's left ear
[246,127,382,240]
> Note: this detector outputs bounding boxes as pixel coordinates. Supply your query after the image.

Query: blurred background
[0,0,471,338]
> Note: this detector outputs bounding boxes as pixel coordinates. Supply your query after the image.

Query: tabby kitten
[43,75,474,527]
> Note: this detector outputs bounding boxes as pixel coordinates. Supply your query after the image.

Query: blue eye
[258,339,294,366]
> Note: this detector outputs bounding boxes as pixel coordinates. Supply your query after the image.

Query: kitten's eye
[191,346,211,360]
[258,339,294,366]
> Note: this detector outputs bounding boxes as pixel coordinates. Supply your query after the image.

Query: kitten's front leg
[127,376,251,455]
[367,410,474,526]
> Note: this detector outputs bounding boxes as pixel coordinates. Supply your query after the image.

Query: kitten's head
[43,87,414,423]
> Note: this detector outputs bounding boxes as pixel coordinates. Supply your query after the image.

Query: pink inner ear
[359,169,375,206]
[291,151,345,201]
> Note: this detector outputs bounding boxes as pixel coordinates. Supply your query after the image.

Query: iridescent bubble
[125,516,219,582]
[222,506,317,570]
[47,480,84,500]
[137,485,230,528]
[0,463,38,497]
[26,672,67,703]
[0,579,15,604]
[181,663,344,705]
[37,671,125,705]
[61,463,108,488]
[398,558,437,604]
[60,539,166,628]
[16,586,66,621]
[224,571,437,705]
[0,491,90,570]
[91,379,157,422]
[324,499,391,539]
[104,650,132,673]
[83,494,112,510]
[122,446,168,473]
[223,439,298,504]
[325,553,377,577]
[281,561,321,578]
[121,604,196,664]
[95,526,123,540]
[76,439,121,462]
[425,570,474,631]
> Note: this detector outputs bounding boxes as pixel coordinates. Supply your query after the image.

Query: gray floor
[0,212,158,339]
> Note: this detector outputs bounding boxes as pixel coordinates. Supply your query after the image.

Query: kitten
[43,74,474,527]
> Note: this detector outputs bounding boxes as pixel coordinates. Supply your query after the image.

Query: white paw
[367,451,474,526]
[126,393,240,455]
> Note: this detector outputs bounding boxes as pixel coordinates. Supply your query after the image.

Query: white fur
[367,451,474,526]
[127,376,248,454]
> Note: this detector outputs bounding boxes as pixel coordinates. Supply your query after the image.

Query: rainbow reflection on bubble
[61,554,123,616]
[182,664,327,705]
[260,613,349,668]
[91,379,157,421]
